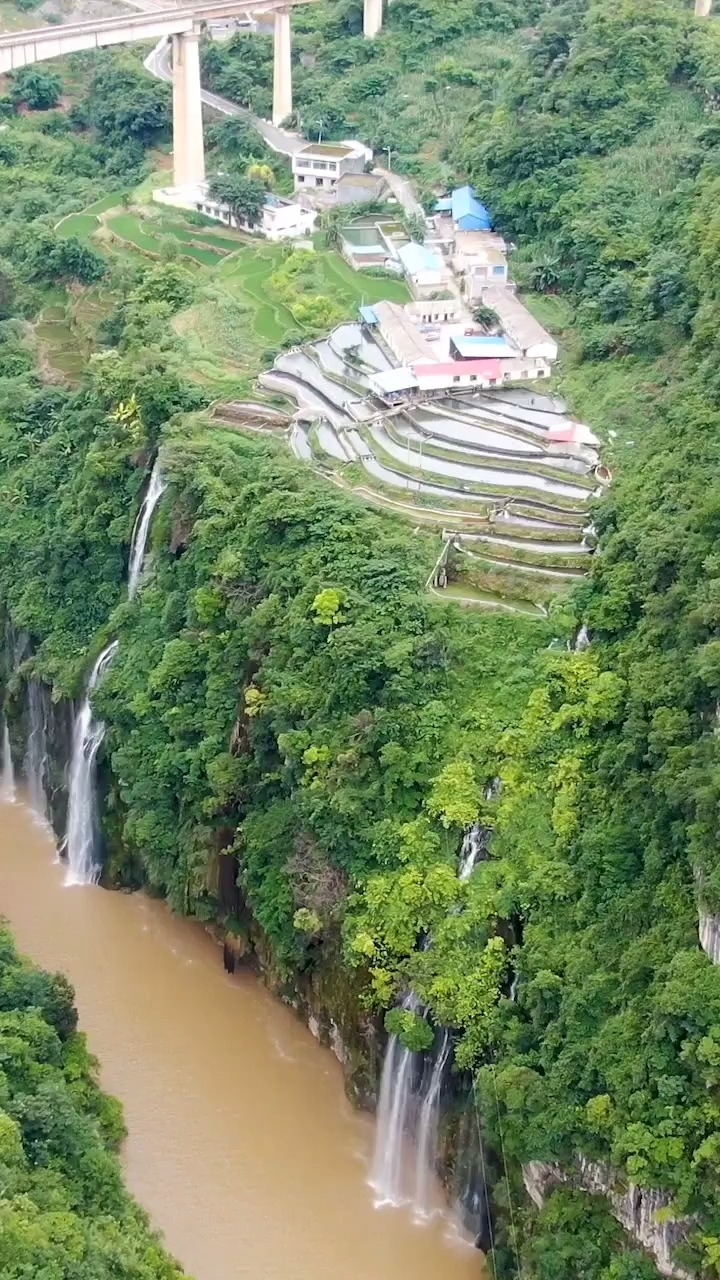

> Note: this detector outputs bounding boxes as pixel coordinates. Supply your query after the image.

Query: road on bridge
[131,0,425,216]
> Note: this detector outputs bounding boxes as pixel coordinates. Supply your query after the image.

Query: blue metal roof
[451,185,492,230]
[397,241,443,274]
[451,334,517,359]
[434,197,452,212]
[359,305,379,325]
[455,335,508,348]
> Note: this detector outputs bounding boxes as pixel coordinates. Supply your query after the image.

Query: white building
[394,240,450,294]
[292,140,373,196]
[154,182,317,242]
[453,230,509,299]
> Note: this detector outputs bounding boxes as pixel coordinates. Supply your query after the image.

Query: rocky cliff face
[4,666,75,841]
[523,1157,694,1278]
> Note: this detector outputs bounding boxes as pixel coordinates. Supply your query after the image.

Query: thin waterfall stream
[371,822,489,1216]
[1,718,15,803]
[24,678,49,822]
[65,641,119,886]
[65,459,165,885]
[128,461,167,599]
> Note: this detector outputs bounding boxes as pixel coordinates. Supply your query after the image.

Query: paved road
[374,166,423,218]
[145,33,308,154]
[139,16,424,210]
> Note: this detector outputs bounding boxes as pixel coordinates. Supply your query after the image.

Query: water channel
[0,796,481,1280]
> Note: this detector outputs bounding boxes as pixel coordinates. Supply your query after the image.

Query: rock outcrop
[523,1157,694,1278]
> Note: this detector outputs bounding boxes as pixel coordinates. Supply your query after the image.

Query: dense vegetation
[0,926,185,1278]
[2,3,720,1279]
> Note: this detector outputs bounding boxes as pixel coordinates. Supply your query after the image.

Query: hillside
[0,2,720,1279]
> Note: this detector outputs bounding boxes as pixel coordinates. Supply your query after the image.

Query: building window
[470,375,477,382]
[453,376,460,383]
[493,264,505,275]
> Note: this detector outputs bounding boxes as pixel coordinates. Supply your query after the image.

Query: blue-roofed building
[450,334,517,360]
[451,185,492,231]
[359,305,380,327]
[395,240,450,291]
[397,241,444,274]
[434,186,493,231]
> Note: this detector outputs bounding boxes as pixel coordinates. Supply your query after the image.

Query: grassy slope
[46,188,410,392]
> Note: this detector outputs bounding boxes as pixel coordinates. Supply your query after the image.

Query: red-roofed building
[413,358,503,391]
[547,422,599,447]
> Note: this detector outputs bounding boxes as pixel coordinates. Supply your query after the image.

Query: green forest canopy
[1,2,720,1279]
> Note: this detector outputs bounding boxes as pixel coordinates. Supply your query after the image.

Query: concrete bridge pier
[695,0,713,12]
[272,6,292,126]
[364,0,383,37]
[172,30,205,187]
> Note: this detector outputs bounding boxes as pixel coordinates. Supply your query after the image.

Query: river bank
[0,794,482,1280]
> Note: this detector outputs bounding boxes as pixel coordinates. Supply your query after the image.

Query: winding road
[138,13,424,213]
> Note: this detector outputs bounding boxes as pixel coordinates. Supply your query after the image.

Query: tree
[246,162,275,189]
[529,255,562,293]
[208,173,266,228]
[473,303,501,331]
[83,65,171,145]
[0,265,15,321]
[207,115,261,160]
[10,67,62,110]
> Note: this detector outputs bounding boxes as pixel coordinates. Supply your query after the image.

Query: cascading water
[413,1029,452,1219]
[371,992,421,1207]
[410,824,486,1217]
[65,642,118,886]
[127,460,166,599]
[574,623,590,651]
[24,679,50,821]
[1,718,15,803]
[371,823,487,1215]
[64,455,165,886]
[458,822,488,880]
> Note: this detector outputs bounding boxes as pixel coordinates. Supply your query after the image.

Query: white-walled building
[453,230,509,298]
[292,140,373,196]
[154,182,317,242]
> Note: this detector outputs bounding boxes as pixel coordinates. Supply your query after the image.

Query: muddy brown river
[0,797,481,1280]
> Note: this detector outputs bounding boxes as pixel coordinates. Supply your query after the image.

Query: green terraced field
[44,189,410,406]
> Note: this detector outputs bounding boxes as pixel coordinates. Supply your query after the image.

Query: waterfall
[411,824,486,1215]
[127,460,166,599]
[65,642,118,887]
[64,457,164,886]
[1,718,15,803]
[458,821,488,880]
[574,623,590,651]
[371,822,488,1214]
[413,1029,452,1218]
[24,679,49,820]
[370,991,421,1207]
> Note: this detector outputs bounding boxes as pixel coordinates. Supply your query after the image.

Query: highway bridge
[0,0,385,182]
